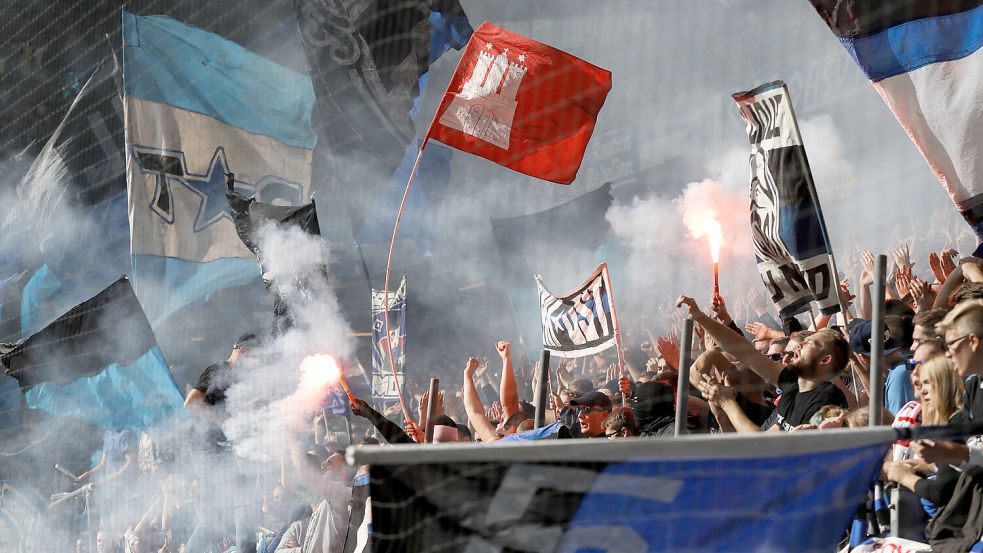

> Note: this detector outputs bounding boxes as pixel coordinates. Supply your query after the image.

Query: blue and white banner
[537,263,617,358]
[808,1,983,243]
[371,277,406,401]
[360,428,893,553]
[122,12,316,323]
[733,81,839,318]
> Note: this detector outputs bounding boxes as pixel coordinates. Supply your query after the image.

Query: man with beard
[678,296,848,432]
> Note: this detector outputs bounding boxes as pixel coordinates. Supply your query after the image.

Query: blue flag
[365,428,892,552]
[1,277,185,430]
[122,11,317,325]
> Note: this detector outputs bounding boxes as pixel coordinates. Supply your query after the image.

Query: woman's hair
[920,356,965,425]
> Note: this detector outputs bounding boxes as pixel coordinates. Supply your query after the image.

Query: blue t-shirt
[497,421,568,442]
[885,361,916,416]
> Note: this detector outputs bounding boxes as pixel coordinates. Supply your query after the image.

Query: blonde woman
[884,357,966,512]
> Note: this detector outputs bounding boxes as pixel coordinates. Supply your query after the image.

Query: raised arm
[463,356,498,442]
[496,341,520,418]
[352,399,414,444]
[677,295,784,386]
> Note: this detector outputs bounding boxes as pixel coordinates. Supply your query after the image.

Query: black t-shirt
[963,374,983,421]
[762,368,847,431]
[194,362,232,406]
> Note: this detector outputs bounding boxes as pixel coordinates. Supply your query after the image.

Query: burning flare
[299,353,356,404]
[680,197,725,295]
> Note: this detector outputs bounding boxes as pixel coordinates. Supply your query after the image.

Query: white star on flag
[518,54,526,63]
[485,42,492,49]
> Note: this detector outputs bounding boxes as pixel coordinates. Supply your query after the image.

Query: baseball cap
[568,390,613,411]
[849,320,898,357]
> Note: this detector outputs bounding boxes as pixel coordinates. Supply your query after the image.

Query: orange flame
[299,353,340,389]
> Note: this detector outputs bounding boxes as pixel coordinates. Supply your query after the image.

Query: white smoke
[221,221,354,463]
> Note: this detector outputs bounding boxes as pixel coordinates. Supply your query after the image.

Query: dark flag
[363,430,892,552]
[0,59,130,344]
[293,0,470,171]
[293,0,472,232]
[491,183,613,288]
[0,277,184,430]
[732,81,840,318]
[226,188,321,333]
[226,188,321,255]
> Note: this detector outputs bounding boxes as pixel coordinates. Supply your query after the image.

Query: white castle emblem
[439,43,528,149]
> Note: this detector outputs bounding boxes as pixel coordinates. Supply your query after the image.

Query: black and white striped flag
[536,263,617,358]
[732,81,840,318]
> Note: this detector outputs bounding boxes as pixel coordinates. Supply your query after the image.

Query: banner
[371,277,406,400]
[807,1,983,245]
[536,263,616,358]
[431,22,612,185]
[732,81,839,318]
[361,428,892,552]
[0,277,184,430]
[122,11,315,324]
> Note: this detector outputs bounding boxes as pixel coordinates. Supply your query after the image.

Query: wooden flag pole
[382,138,429,424]
[602,264,628,407]
[381,36,474,425]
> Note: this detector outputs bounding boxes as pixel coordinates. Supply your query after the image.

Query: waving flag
[431,22,612,185]
[122,11,316,324]
[1,277,184,430]
[537,263,617,358]
[807,1,983,243]
[371,277,407,401]
[733,81,840,318]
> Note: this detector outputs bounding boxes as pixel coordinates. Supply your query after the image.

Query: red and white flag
[430,22,612,185]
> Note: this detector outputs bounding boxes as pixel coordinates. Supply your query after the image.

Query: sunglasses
[575,406,607,416]
[768,353,783,361]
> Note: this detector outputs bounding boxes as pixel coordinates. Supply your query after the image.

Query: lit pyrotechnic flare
[682,208,724,296]
[300,353,357,405]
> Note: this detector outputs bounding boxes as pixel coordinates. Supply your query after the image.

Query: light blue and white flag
[122,11,316,323]
[808,1,983,244]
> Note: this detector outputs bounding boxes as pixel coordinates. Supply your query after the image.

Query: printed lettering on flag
[536,263,616,358]
[121,12,316,323]
[733,81,839,318]
[371,277,406,400]
[431,22,612,185]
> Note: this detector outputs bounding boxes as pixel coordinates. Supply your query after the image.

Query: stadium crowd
[49,246,983,553]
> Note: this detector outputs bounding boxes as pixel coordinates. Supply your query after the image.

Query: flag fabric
[0,277,185,430]
[122,11,316,324]
[732,81,839,319]
[363,428,892,553]
[294,0,439,177]
[430,22,612,185]
[226,189,320,257]
[807,1,983,245]
[1,60,130,344]
[536,263,616,358]
[492,183,613,288]
[226,188,320,332]
[371,277,407,401]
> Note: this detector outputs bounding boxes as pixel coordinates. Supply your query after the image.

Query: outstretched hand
[657,335,680,371]
[860,250,875,286]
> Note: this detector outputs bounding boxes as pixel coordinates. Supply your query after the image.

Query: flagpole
[383,138,429,424]
[382,37,474,425]
[601,264,628,407]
